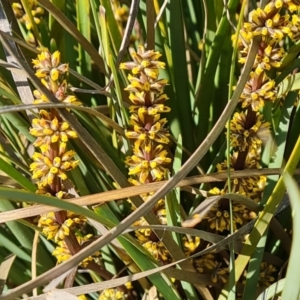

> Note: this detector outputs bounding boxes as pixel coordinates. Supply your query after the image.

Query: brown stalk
[1,168,299,224]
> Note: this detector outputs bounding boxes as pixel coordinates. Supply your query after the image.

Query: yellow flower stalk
[121,45,201,262]
[202,0,299,235]
[28,49,101,269]
[121,46,175,261]
[28,50,126,298]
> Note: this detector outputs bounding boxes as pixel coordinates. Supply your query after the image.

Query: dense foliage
[0,0,300,299]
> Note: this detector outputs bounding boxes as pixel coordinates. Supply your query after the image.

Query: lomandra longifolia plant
[29,49,113,273]
[29,49,134,300]
[1,0,300,300]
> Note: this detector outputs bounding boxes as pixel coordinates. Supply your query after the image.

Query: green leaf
[0,156,35,192]
[0,200,54,272]
[242,231,267,300]
[262,91,297,204]
[167,0,195,152]
[195,0,239,151]
[0,254,16,295]
[279,39,300,71]
[76,0,92,75]
[282,173,300,300]
[100,0,123,56]
[277,73,300,97]
[168,135,198,299]
[0,200,33,251]
[0,228,31,263]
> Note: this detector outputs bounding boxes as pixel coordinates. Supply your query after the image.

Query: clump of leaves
[0,1,300,300]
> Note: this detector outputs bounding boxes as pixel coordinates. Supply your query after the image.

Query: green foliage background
[0,0,300,299]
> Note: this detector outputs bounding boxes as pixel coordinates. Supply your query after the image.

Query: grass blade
[0,255,16,295]
[281,173,300,300]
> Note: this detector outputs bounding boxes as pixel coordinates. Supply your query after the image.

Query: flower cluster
[205,188,250,232]
[257,262,277,288]
[52,234,98,267]
[111,0,129,31]
[195,0,300,285]
[236,261,277,299]
[29,49,97,266]
[122,46,201,263]
[30,50,80,193]
[121,46,174,262]
[12,0,44,30]
[194,254,228,284]
[111,0,140,50]
[12,0,44,45]
[99,289,125,300]
[203,0,300,234]
[38,211,86,242]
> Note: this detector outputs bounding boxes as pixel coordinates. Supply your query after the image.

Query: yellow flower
[126,113,170,146]
[242,262,277,288]
[133,198,169,261]
[32,50,68,80]
[243,5,288,41]
[239,42,285,74]
[111,0,129,28]
[194,254,228,284]
[283,13,300,39]
[99,288,125,300]
[258,262,277,288]
[240,72,277,111]
[283,0,300,12]
[122,47,172,265]
[128,92,170,114]
[125,143,171,183]
[52,234,98,266]
[38,211,87,242]
[33,80,81,106]
[12,1,44,30]
[204,190,249,232]
[30,149,79,186]
[125,73,168,94]
[216,152,263,195]
[120,45,165,79]
[30,110,77,147]
[183,235,201,256]
[142,240,170,262]
[228,111,271,151]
